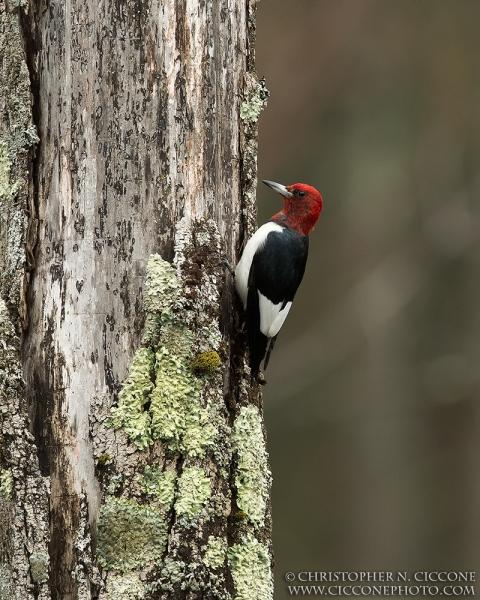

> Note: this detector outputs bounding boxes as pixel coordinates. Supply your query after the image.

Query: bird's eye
[295,190,307,198]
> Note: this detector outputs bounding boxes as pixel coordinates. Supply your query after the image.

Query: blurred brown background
[255,0,480,596]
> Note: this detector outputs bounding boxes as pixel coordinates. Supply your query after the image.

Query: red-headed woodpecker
[235,180,323,383]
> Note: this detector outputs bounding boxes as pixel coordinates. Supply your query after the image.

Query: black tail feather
[245,261,278,380]
[263,334,278,371]
[249,330,269,379]
[246,269,269,378]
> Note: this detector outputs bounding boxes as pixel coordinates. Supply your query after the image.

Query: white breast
[235,222,283,307]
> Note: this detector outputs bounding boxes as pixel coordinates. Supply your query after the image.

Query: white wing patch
[258,293,292,338]
[235,222,283,307]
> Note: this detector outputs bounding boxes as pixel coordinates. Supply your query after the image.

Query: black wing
[246,227,309,376]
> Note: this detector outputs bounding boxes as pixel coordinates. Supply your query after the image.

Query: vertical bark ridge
[0,2,51,598]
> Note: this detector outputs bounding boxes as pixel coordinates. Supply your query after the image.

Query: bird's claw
[256,371,267,385]
[221,255,235,278]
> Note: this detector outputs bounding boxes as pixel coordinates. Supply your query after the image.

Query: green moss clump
[106,573,146,600]
[231,406,271,527]
[228,534,273,600]
[97,453,112,467]
[174,467,211,519]
[97,497,168,571]
[0,469,13,500]
[203,536,227,569]
[234,510,247,522]
[139,466,177,510]
[29,552,49,584]
[109,347,155,450]
[191,351,221,375]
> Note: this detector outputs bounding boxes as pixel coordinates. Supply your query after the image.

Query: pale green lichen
[139,466,177,510]
[154,555,232,599]
[74,527,91,554]
[161,323,194,359]
[109,347,155,450]
[240,94,267,123]
[203,536,227,569]
[110,254,218,457]
[97,497,168,571]
[240,80,269,123]
[106,573,146,600]
[0,469,13,500]
[231,406,271,527]
[228,535,273,600]
[29,552,49,584]
[149,346,216,456]
[143,254,181,316]
[157,557,186,588]
[174,467,211,519]
[107,473,123,495]
[0,563,11,600]
[0,141,19,204]
[0,298,9,325]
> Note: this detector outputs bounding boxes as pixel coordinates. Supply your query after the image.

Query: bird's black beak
[263,180,293,198]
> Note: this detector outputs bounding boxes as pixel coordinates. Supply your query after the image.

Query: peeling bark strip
[11,0,272,597]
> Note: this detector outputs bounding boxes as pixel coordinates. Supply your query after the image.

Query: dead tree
[0,0,272,597]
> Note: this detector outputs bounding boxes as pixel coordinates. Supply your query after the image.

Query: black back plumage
[246,225,309,377]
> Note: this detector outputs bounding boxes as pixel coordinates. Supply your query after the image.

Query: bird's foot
[256,371,267,386]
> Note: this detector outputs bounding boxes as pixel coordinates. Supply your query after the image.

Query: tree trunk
[0,0,272,598]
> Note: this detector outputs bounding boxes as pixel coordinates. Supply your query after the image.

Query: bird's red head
[263,180,323,236]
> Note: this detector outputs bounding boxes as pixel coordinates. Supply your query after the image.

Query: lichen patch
[106,572,146,600]
[139,466,177,511]
[96,218,250,595]
[0,141,19,204]
[174,466,211,519]
[203,535,227,569]
[228,534,273,600]
[109,347,155,450]
[0,468,13,500]
[28,552,49,585]
[143,254,182,316]
[149,345,216,456]
[109,252,219,458]
[240,77,269,123]
[96,497,168,571]
[231,405,271,527]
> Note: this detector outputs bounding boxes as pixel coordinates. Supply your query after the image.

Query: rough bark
[0,1,50,598]
[0,0,272,598]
